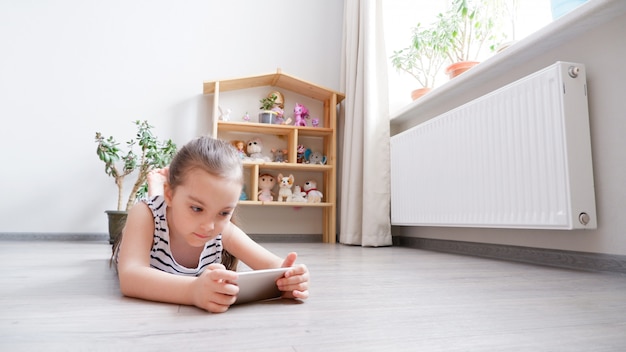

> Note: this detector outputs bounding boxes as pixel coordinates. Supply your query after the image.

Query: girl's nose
[200,218,215,232]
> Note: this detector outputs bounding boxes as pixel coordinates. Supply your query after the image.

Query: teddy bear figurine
[258,173,276,202]
[303,180,323,203]
[246,137,271,161]
[276,173,294,202]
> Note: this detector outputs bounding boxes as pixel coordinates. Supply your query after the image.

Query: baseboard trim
[0,233,109,242]
[0,232,321,243]
[248,234,323,243]
[393,236,626,274]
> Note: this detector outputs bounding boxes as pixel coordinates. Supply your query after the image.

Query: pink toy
[258,173,276,202]
[293,103,309,126]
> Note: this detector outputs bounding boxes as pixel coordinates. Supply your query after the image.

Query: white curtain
[338,0,392,247]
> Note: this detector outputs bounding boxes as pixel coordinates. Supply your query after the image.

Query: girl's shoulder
[143,195,166,214]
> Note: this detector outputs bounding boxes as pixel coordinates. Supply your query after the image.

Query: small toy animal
[303,180,323,203]
[218,106,231,121]
[293,103,309,126]
[271,148,288,163]
[276,173,294,202]
[307,151,327,165]
[258,173,276,202]
[290,185,307,202]
[246,137,270,161]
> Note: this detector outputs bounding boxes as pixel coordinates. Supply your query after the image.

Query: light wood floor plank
[1,240,625,351]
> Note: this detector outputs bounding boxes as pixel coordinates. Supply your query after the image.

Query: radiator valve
[578,212,590,225]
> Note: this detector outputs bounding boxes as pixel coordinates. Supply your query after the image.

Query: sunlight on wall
[384,0,553,114]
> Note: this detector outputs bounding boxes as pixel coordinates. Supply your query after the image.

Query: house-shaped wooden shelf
[203,69,345,243]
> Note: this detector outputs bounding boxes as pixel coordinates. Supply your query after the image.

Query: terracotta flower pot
[411,87,432,101]
[445,61,480,79]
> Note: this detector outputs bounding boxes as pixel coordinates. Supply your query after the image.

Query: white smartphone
[233,267,290,305]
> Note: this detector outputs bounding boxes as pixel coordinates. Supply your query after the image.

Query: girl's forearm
[118,266,195,306]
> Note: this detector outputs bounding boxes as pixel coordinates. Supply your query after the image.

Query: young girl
[114,136,309,313]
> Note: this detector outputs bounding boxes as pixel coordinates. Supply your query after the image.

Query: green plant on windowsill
[390,21,450,100]
[438,0,507,77]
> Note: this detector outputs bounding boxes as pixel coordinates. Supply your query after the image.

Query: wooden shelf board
[244,161,332,171]
[204,69,345,103]
[238,201,332,207]
[218,121,332,137]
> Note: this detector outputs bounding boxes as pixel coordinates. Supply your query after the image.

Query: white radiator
[391,61,597,230]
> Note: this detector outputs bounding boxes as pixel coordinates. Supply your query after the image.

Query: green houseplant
[95,120,177,243]
[258,93,279,124]
[390,21,450,100]
[438,0,506,78]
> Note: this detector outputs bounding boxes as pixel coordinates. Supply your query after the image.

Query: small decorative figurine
[311,118,320,127]
[276,173,294,202]
[239,185,248,201]
[246,137,270,161]
[303,180,323,203]
[258,173,276,202]
[271,148,288,163]
[218,106,232,121]
[293,103,309,126]
[296,144,307,163]
[290,185,307,202]
[231,140,246,159]
[307,151,327,165]
[242,112,250,122]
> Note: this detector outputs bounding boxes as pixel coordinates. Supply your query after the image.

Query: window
[384,0,553,113]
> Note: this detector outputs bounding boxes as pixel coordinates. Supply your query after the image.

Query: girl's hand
[192,263,239,313]
[277,252,310,300]
[147,167,169,197]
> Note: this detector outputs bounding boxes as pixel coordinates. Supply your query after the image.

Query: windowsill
[389,0,626,134]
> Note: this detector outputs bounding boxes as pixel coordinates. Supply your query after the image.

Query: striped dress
[146,195,222,276]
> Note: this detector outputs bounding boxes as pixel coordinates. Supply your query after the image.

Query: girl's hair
[168,136,243,189]
[111,136,243,271]
[169,136,243,271]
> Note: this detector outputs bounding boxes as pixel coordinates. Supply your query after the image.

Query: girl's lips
[193,233,209,239]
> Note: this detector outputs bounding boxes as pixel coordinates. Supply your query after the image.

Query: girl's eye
[219,211,232,217]
[191,206,202,213]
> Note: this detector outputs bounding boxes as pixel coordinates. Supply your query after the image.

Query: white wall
[0,0,344,235]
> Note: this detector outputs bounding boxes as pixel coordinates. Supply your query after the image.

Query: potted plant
[390,21,450,100]
[259,93,279,124]
[438,0,506,78]
[95,120,177,244]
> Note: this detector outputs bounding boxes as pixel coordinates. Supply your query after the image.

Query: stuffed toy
[246,137,270,161]
[293,103,309,126]
[296,144,307,163]
[303,180,323,203]
[307,151,327,165]
[258,173,276,202]
[271,148,288,163]
[290,185,307,202]
[276,173,294,202]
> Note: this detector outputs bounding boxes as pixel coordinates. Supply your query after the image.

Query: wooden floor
[1,240,626,351]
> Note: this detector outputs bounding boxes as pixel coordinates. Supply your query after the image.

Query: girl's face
[164,168,241,247]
